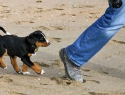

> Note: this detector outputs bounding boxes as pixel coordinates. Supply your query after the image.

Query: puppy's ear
[27,30,44,45]
[27,34,38,45]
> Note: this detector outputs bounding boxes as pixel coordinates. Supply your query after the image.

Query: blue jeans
[66,0,125,66]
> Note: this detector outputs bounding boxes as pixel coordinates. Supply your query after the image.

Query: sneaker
[59,48,83,82]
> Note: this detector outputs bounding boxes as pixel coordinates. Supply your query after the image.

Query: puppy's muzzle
[46,39,50,46]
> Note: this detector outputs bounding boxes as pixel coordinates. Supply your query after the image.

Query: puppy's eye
[40,37,44,40]
[39,37,46,42]
[31,45,35,48]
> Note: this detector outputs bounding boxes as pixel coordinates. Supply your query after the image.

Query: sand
[0,0,125,95]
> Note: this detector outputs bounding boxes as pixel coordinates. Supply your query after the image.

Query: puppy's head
[27,30,50,47]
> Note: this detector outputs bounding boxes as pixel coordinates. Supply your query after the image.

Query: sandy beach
[0,0,125,95]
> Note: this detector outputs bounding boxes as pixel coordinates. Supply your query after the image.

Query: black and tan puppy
[0,26,50,75]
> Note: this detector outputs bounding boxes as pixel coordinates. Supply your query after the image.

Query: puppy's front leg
[21,55,44,75]
[31,63,44,74]
[22,63,30,75]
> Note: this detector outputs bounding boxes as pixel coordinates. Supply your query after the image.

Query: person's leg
[66,0,125,66]
[59,0,125,82]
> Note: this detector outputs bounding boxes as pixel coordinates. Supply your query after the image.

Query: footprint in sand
[53,8,64,11]
[51,26,64,30]
[60,13,66,16]
[101,71,109,75]
[44,7,64,12]
[86,80,100,84]
[110,40,125,44]
[36,0,42,3]
[51,60,63,67]
[51,76,85,86]
[34,62,50,67]
[89,92,108,95]
[49,37,62,42]
[83,74,93,77]
[2,10,11,13]
[33,26,50,31]
[0,5,11,14]
[8,91,26,95]
[16,20,34,24]
[51,77,72,86]
[1,76,14,83]
[0,76,3,79]
[61,4,65,7]
[82,69,91,72]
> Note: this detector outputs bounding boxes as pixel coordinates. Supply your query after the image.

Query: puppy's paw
[23,72,30,75]
[18,71,23,74]
[4,67,7,69]
[32,53,37,56]
[41,69,45,74]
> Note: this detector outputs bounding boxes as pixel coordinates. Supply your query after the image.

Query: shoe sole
[59,48,74,80]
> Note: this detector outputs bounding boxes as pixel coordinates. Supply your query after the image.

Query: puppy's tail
[0,26,11,35]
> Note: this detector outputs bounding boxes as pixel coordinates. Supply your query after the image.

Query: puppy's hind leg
[0,57,7,69]
[10,56,22,73]
[0,47,7,69]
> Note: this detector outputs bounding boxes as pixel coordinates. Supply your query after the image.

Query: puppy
[0,26,50,75]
